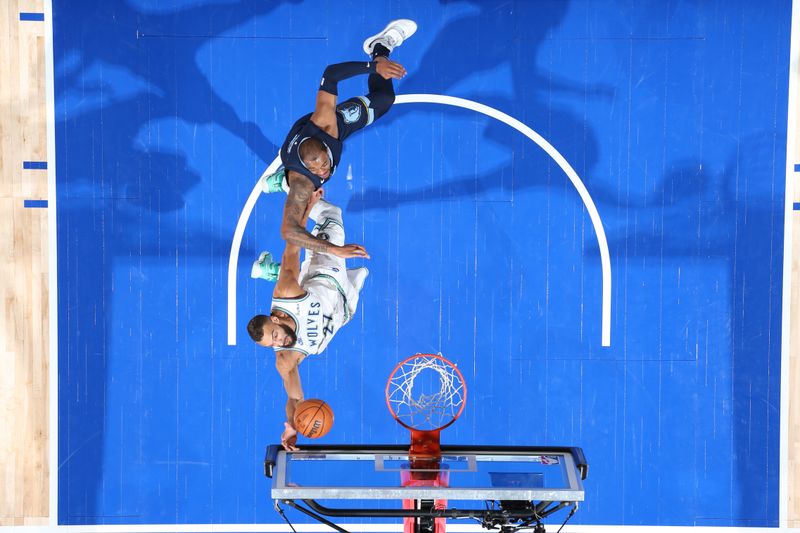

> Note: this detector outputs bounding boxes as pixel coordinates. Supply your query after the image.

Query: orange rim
[385,353,467,431]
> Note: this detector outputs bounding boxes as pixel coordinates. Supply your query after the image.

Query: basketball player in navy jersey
[259,19,417,260]
[246,191,368,450]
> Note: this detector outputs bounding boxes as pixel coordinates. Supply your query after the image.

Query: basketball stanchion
[264,352,587,533]
[385,353,467,533]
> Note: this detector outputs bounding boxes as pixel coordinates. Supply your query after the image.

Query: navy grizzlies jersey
[280,114,342,190]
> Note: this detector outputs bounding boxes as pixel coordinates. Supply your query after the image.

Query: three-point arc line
[227,94,612,347]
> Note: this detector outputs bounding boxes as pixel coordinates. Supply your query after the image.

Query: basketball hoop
[386,353,466,533]
[385,353,467,434]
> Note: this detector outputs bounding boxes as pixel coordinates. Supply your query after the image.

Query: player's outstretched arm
[280,173,370,259]
[280,175,335,254]
[274,189,325,298]
[276,350,305,451]
[272,243,304,299]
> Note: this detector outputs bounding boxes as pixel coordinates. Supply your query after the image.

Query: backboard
[264,444,587,533]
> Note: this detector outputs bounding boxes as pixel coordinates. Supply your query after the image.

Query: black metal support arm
[293,498,576,521]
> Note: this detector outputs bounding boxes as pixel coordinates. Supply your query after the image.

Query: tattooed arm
[279,173,330,253]
[280,171,370,259]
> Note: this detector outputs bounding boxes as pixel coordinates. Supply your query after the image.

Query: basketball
[293,399,334,438]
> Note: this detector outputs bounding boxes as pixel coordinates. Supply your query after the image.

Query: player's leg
[298,199,348,283]
[363,18,417,120]
[307,199,345,246]
[362,47,395,122]
[300,200,368,320]
[343,266,369,319]
[337,20,417,142]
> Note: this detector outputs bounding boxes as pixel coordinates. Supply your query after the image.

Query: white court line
[227,94,612,347]
[43,0,59,525]
[227,158,282,345]
[779,0,800,526]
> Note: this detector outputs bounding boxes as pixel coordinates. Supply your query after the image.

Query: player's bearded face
[262,322,297,347]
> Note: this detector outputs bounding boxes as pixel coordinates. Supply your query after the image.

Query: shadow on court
[54,0,290,523]
[346,0,613,213]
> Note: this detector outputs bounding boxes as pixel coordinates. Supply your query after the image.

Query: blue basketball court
[54,0,792,528]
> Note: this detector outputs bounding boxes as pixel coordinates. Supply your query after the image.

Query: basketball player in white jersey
[246,191,368,450]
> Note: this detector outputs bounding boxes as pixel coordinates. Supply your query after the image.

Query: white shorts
[298,199,363,321]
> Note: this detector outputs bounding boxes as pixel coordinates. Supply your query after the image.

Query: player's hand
[375,58,406,80]
[304,188,324,219]
[332,244,370,259]
[309,188,324,207]
[281,422,299,451]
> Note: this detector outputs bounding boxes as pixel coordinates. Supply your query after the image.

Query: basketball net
[386,354,467,533]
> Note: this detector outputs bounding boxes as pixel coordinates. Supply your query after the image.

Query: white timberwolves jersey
[270,275,349,356]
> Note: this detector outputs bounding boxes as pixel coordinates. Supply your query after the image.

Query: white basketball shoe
[363,19,417,56]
